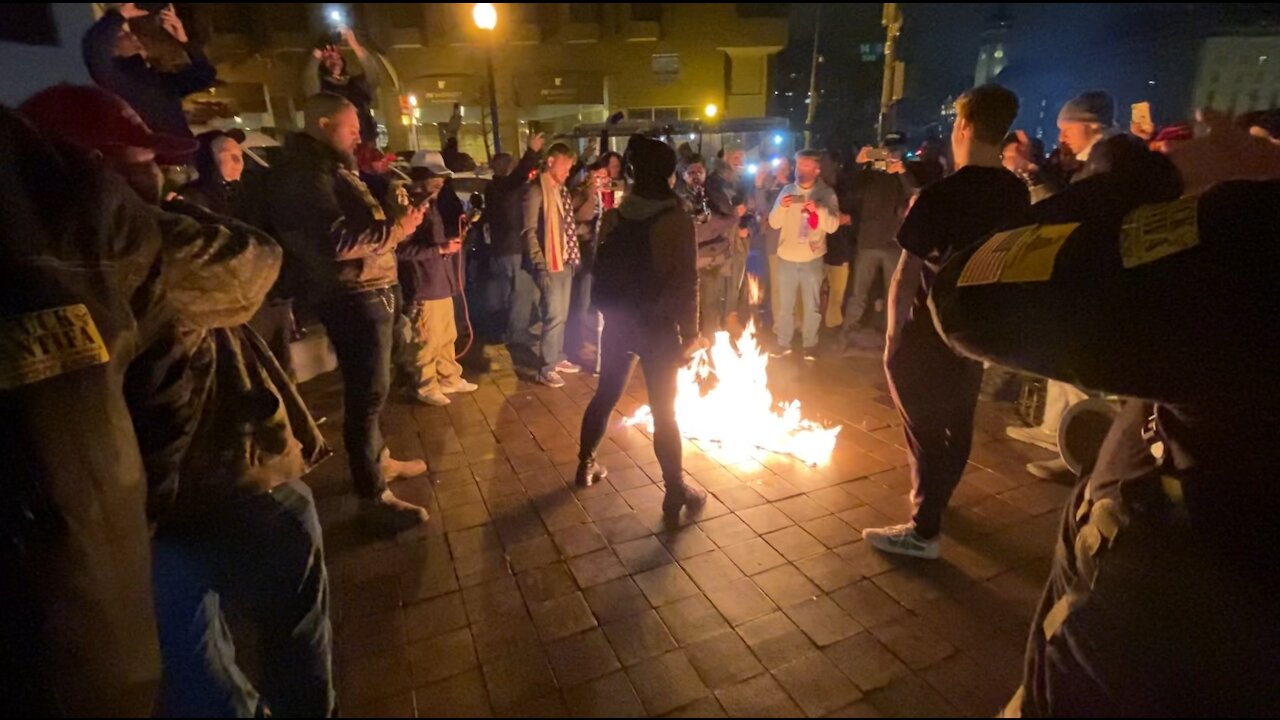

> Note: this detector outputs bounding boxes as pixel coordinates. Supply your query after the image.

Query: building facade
[197,3,787,158]
[1191,33,1280,116]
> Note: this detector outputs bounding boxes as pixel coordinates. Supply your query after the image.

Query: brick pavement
[301,345,1069,718]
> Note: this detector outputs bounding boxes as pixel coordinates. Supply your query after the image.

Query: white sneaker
[415,389,451,406]
[381,453,428,480]
[555,360,582,374]
[441,379,479,394]
[1006,425,1059,453]
[538,370,565,388]
[863,523,940,560]
[1026,457,1072,481]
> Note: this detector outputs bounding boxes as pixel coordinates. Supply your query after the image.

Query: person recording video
[303,14,382,144]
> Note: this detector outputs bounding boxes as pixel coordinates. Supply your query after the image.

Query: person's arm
[768,185,789,230]
[151,199,281,329]
[397,205,450,259]
[652,211,700,340]
[813,187,841,233]
[160,44,217,97]
[344,27,381,89]
[884,250,920,356]
[521,184,549,276]
[573,185,599,223]
[302,52,322,97]
[280,167,416,261]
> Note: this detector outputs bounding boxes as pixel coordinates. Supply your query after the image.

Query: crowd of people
[6,2,1280,717]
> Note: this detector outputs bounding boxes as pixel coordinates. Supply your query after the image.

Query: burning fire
[625,277,841,466]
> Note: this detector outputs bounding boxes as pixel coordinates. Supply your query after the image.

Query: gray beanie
[1058,90,1116,127]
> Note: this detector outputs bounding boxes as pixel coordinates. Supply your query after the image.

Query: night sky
[775,3,1280,150]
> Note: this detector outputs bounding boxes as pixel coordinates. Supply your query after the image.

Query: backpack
[592,208,663,311]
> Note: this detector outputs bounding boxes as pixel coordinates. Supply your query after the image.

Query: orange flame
[625,319,840,466]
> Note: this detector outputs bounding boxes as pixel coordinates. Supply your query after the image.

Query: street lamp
[474,3,501,153]
[704,103,718,119]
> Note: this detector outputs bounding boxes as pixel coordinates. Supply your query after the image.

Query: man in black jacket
[268,93,430,530]
[484,132,544,343]
[82,3,215,139]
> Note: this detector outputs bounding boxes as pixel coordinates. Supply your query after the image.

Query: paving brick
[584,576,651,623]
[753,564,821,608]
[563,671,646,718]
[568,548,629,589]
[657,525,718,560]
[762,526,827,562]
[715,673,805,718]
[614,535,677,574]
[736,505,795,535]
[784,595,865,647]
[603,609,677,666]
[681,549,747,592]
[505,535,560,573]
[824,633,912,692]
[415,668,491,718]
[830,581,910,630]
[517,563,579,605]
[736,612,817,671]
[685,631,766,690]
[801,514,862,549]
[705,577,778,627]
[772,651,864,717]
[626,651,711,716]
[404,592,468,643]
[545,627,621,689]
[870,616,957,670]
[481,645,558,711]
[698,514,758,548]
[634,563,701,607]
[598,512,654,544]
[658,594,731,646]
[407,627,478,686]
[550,520,609,556]
[865,673,958,718]
[529,591,598,642]
[722,538,788,576]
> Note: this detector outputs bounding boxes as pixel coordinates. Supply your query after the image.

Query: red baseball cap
[19,84,199,163]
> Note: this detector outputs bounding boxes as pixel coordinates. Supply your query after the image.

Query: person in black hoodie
[577,136,706,521]
[82,3,215,139]
[484,133,545,343]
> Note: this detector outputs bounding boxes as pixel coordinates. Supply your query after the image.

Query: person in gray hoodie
[767,149,841,359]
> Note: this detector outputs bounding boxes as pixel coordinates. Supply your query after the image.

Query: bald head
[304,92,360,159]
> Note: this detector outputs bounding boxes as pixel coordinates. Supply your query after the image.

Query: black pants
[884,322,983,539]
[248,299,295,381]
[579,312,684,489]
[319,287,396,499]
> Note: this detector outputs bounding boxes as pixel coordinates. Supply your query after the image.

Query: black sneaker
[575,459,608,487]
[769,343,793,358]
[802,346,819,361]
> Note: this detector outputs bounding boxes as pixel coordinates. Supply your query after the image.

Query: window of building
[570,4,601,23]
[0,4,58,46]
[631,3,662,22]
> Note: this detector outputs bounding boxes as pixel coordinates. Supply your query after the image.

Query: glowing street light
[473,3,497,31]
[474,4,501,154]
[704,103,719,119]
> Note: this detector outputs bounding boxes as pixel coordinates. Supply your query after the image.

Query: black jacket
[267,133,406,302]
[82,10,215,139]
[849,166,917,253]
[484,149,540,257]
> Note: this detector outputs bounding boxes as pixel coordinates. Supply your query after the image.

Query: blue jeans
[320,288,395,498]
[844,249,900,332]
[489,254,524,344]
[774,257,825,348]
[566,266,597,362]
[538,270,573,372]
[152,482,333,717]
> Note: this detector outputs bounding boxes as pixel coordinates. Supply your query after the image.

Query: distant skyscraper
[974,5,1012,86]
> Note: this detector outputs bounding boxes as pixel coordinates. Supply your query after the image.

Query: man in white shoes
[863,85,1029,560]
[398,150,479,406]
